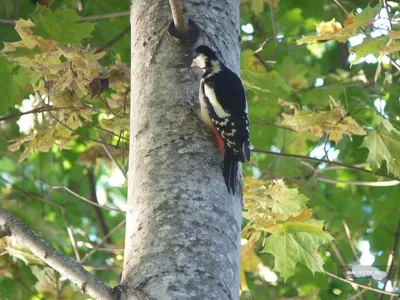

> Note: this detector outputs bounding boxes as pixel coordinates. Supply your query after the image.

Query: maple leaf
[265,179,309,216]
[31,8,95,46]
[261,220,333,281]
[296,4,381,45]
[280,99,366,143]
[360,119,400,177]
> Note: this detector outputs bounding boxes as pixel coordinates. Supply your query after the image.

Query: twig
[254,39,274,72]
[325,271,399,297]
[0,208,114,300]
[0,105,93,123]
[0,176,61,209]
[317,177,400,187]
[0,11,130,28]
[380,211,400,299]
[48,184,122,213]
[95,25,131,54]
[80,219,126,264]
[347,289,367,300]
[332,0,349,15]
[342,220,360,261]
[36,90,122,149]
[330,242,365,298]
[251,120,295,131]
[168,0,189,34]
[0,19,15,27]
[252,149,400,182]
[101,143,128,179]
[78,11,130,22]
[61,207,81,261]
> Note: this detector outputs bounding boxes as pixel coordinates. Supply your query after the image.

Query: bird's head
[191,45,221,73]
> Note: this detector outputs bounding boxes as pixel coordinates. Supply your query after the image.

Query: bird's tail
[223,149,238,195]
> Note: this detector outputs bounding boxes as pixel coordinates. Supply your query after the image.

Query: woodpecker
[191,45,250,194]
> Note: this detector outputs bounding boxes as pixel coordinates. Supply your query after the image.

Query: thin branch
[168,0,189,33]
[0,11,130,28]
[252,149,400,182]
[36,91,120,149]
[332,0,350,15]
[347,289,367,300]
[60,207,81,261]
[0,176,61,209]
[101,142,128,179]
[95,25,131,54]
[80,219,126,264]
[254,39,274,72]
[0,208,114,300]
[330,242,365,298]
[0,105,93,123]
[317,177,400,187]
[47,184,123,213]
[251,120,295,131]
[78,11,130,22]
[380,211,400,299]
[0,19,15,27]
[325,271,399,297]
[342,220,360,261]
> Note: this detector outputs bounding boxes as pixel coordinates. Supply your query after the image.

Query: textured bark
[122,0,242,299]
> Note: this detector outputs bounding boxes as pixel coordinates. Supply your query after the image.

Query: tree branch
[252,149,400,182]
[168,0,189,34]
[94,25,131,54]
[0,207,114,300]
[317,177,400,187]
[0,11,130,28]
[325,271,399,297]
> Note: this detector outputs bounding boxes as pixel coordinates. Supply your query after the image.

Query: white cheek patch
[204,84,229,118]
[192,54,207,68]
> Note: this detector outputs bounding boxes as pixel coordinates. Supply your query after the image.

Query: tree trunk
[121,0,242,299]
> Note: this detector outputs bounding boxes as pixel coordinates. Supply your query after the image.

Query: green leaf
[350,36,389,59]
[360,119,400,177]
[353,4,381,28]
[261,221,333,281]
[31,8,95,45]
[241,50,291,95]
[0,54,31,113]
[266,180,309,215]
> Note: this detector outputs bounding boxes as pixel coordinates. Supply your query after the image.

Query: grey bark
[121,0,242,299]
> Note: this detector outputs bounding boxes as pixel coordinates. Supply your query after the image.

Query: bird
[191,45,250,195]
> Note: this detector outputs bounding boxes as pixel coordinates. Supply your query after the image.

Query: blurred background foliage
[0,0,399,299]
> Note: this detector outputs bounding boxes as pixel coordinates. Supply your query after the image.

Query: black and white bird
[191,45,250,194]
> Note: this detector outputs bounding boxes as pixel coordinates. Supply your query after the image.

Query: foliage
[0,0,400,299]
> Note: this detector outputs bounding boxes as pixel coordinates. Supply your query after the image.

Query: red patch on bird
[213,128,225,155]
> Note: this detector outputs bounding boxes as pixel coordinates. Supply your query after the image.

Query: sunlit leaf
[261,221,333,281]
[360,119,400,177]
[280,99,367,143]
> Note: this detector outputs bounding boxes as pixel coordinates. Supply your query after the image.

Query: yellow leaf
[296,19,355,45]
[316,19,343,34]
[280,99,366,142]
[285,208,313,223]
[343,12,356,27]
